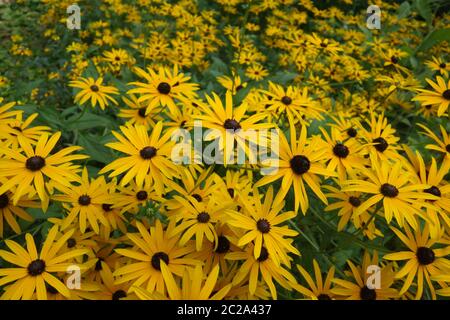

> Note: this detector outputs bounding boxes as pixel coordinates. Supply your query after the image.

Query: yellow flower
[69,77,119,110]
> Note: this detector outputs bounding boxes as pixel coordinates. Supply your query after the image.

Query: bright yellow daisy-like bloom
[134,263,232,300]
[127,65,199,114]
[324,184,382,239]
[0,101,21,125]
[413,76,450,117]
[425,56,449,77]
[197,90,272,164]
[99,122,178,194]
[0,112,51,147]
[52,167,110,234]
[113,220,198,294]
[245,64,269,81]
[257,124,335,214]
[294,260,336,300]
[117,94,160,129]
[216,73,247,95]
[342,158,436,230]
[319,127,366,181]
[0,180,38,238]
[0,225,88,300]
[261,82,323,125]
[226,186,299,266]
[383,223,450,300]
[169,195,232,251]
[69,77,119,110]
[413,152,450,239]
[226,243,297,300]
[332,251,398,300]
[112,177,162,214]
[0,132,87,211]
[417,123,450,165]
[358,112,402,162]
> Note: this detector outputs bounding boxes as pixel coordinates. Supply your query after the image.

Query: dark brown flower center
[416,247,435,265]
[157,82,171,94]
[227,188,235,198]
[136,190,148,201]
[390,56,398,64]
[26,156,46,171]
[347,127,357,137]
[317,294,331,300]
[215,235,230,254]
[27,259,46,276]
[348,196,361,207]
[380,183,399,198]
[281,96,292,105]
[67,238,76,248]
[151,252,169,271]
[373,137,388,152]
[290,155,310,175]
[112,290,127,300]
[138,107,147,118]
[90,85,99,92]
[333,143,349,158]
[78,195,91,206]
[257,247,269,262]
[440,63,446,69]
[102,203,113,212]
[360,285,377,300]
[0,193,9,209]
[95,258,104,271]
[197,212,210,223]
[140,146,157,159]
[446,144,450,153]
[256,218,271,233]
[223,119,241,132]
[424,186,441,199]
[191,193,202,202]
[443,89,450,100]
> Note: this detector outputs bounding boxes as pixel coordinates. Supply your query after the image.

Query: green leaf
[66,112,113,130]
[77,133,114,164]
[414,0,433,26]
[415,28,450,53]
[398,1,411,19]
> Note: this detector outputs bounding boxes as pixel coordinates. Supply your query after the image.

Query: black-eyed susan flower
[343,158,437,230]
[425,56,449,77]
[169,195,232,251]
[197,90,272,164]
[127,65,199,115]
[226,243,297,300]
[294,260,336,300]
[118,94,160,129]
[99,122,178,194]
[227,186,299,266]
[0,132,87,211]
[384,224,450,300]
[257,125,336,214]
[52,167,110,234]
[70,77,119,110]
[332,251,398,300]
[413,76,450,117]
[0,180,38,238]
[134,263,231,300]
[0,225,88,300]
[114,220,198,294]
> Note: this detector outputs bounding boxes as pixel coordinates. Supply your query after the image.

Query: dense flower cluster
[0,0,449,300]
